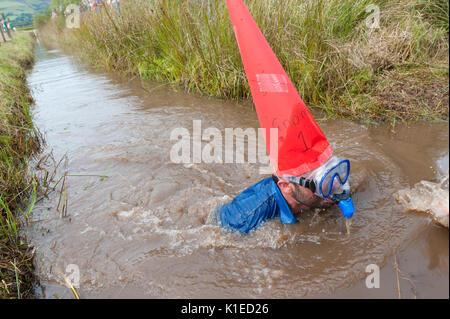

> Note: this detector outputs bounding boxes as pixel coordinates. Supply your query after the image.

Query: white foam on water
[396,174,449,228]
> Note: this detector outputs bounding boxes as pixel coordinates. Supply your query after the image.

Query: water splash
[395,174,449,228]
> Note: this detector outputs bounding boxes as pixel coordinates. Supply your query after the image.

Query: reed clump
[0,32,42,299]
[40,0,448,123]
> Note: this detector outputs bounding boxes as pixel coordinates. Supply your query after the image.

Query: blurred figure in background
[89,0,96,11]
[96,0,103,11]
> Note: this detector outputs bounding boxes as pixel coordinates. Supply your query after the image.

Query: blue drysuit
[218,177,298,234]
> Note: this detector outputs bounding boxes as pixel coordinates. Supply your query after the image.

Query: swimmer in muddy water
[208,174,334,234]
[209,156,354,234]
[212,0,355,234]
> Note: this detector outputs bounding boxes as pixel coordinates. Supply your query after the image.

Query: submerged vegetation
[40,0,448,123]
[0,32,41,299]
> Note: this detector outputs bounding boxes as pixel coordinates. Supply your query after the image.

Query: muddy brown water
[25,46,448,298]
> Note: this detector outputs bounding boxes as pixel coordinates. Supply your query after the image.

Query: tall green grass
[41,0,448,122]
[0,32,41,299]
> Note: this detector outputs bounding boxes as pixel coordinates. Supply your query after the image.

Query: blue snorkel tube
[325,181,354,219]
[337,194,355,219]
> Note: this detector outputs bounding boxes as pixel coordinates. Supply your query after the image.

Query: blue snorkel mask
[283,156,355,219]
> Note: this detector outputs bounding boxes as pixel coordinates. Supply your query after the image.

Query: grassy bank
[40,0,448,123]
[0,32,41,299]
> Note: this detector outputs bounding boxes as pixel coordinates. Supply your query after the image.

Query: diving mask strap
[282,176,317,194]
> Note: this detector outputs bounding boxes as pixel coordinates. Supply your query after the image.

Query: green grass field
[0,0,50,26]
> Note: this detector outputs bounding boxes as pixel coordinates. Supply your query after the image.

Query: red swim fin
[227,0,333,176]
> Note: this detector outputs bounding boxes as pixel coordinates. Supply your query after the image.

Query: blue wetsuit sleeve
[218,178,278,234]
[271,181,299,224]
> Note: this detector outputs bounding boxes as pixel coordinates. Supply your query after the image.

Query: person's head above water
[273,155,355,218]
[272,174,334,213]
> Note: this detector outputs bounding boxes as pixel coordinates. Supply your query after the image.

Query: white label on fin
[256,73,288,93]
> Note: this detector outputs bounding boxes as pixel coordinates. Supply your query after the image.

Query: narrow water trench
[25,45,448,298]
